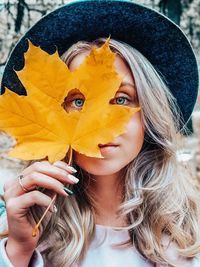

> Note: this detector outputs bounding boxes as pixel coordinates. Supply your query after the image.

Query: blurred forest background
[0,0,200,193]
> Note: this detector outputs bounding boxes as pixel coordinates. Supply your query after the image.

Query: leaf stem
[32,147,73,237]
[68,146,73,166]
[32,194,56,237]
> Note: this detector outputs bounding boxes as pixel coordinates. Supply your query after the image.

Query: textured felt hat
[1,0,199,127]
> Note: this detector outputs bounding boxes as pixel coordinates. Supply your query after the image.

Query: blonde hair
[5,38,200,266]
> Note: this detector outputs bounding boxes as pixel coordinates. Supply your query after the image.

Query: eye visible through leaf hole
[114,97,129,105]
[62,89,85,112]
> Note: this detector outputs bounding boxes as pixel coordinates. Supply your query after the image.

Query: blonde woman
[0,1,200,267]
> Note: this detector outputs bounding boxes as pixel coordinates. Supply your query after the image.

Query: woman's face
[67,51,144,176]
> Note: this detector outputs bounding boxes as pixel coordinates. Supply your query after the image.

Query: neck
[89,172,127,227]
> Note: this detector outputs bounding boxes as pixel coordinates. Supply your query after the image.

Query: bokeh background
[0,0,200,194]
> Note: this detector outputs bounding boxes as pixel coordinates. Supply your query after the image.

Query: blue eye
[73,99,84,107]
[115,97,128,105]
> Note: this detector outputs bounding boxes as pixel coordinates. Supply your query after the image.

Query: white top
[78,224,154,267]
[0,223,200,267]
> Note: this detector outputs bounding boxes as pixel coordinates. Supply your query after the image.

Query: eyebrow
[120,82,135,88]
[119,81,138,98]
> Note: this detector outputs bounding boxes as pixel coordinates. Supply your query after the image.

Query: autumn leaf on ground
[0,40,140,163]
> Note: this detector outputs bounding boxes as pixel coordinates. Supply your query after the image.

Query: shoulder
[156,235,200,267]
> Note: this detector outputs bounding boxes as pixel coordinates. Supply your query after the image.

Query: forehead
[68,51,90,71]
[68,51,134,84]
[114,55,134,85]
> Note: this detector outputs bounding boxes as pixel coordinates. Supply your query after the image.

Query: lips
[98,143,119,148]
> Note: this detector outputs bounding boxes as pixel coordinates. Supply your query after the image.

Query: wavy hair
[5,38,200,266]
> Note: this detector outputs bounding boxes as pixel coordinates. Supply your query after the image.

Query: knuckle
[29,172,39,183]
[33,162,42,171]
[30,190,40,201]
[6,198,16,212]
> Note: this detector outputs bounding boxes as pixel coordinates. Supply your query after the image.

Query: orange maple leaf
[0,40,140,163]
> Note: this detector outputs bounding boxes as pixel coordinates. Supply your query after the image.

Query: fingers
[6,190,55,216]
[3,160,78,199]
[22,161,77,180]
[23,161,78,183]
[3,161,75,246]
[7,173,70,198]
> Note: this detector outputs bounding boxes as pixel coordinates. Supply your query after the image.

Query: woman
[0,1,200,266]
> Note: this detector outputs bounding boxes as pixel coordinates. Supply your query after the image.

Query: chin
[82,166,123,176]
[74,154,126,176]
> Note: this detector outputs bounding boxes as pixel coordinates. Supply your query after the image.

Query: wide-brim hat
[1,0,199,127]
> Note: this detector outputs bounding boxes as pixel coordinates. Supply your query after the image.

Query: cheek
[123,113,144,155]
[73,153,84,169]
[126,113,144,141]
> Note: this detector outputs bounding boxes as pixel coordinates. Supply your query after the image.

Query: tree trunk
[159,0,182,25]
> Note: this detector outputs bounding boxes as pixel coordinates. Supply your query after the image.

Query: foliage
[0,40,139,162]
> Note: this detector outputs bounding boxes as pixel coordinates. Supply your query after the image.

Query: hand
[3,160,78,266]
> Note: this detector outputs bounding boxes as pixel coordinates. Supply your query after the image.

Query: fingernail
[68,174,79,183]
[63,187,74,195]
[53,205,57,213]
[50,204,57,213]
[67,166,77,173]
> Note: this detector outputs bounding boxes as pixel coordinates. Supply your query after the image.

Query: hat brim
[1,0,199,126]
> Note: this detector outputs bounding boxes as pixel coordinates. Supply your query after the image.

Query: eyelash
[111,96,131,105]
